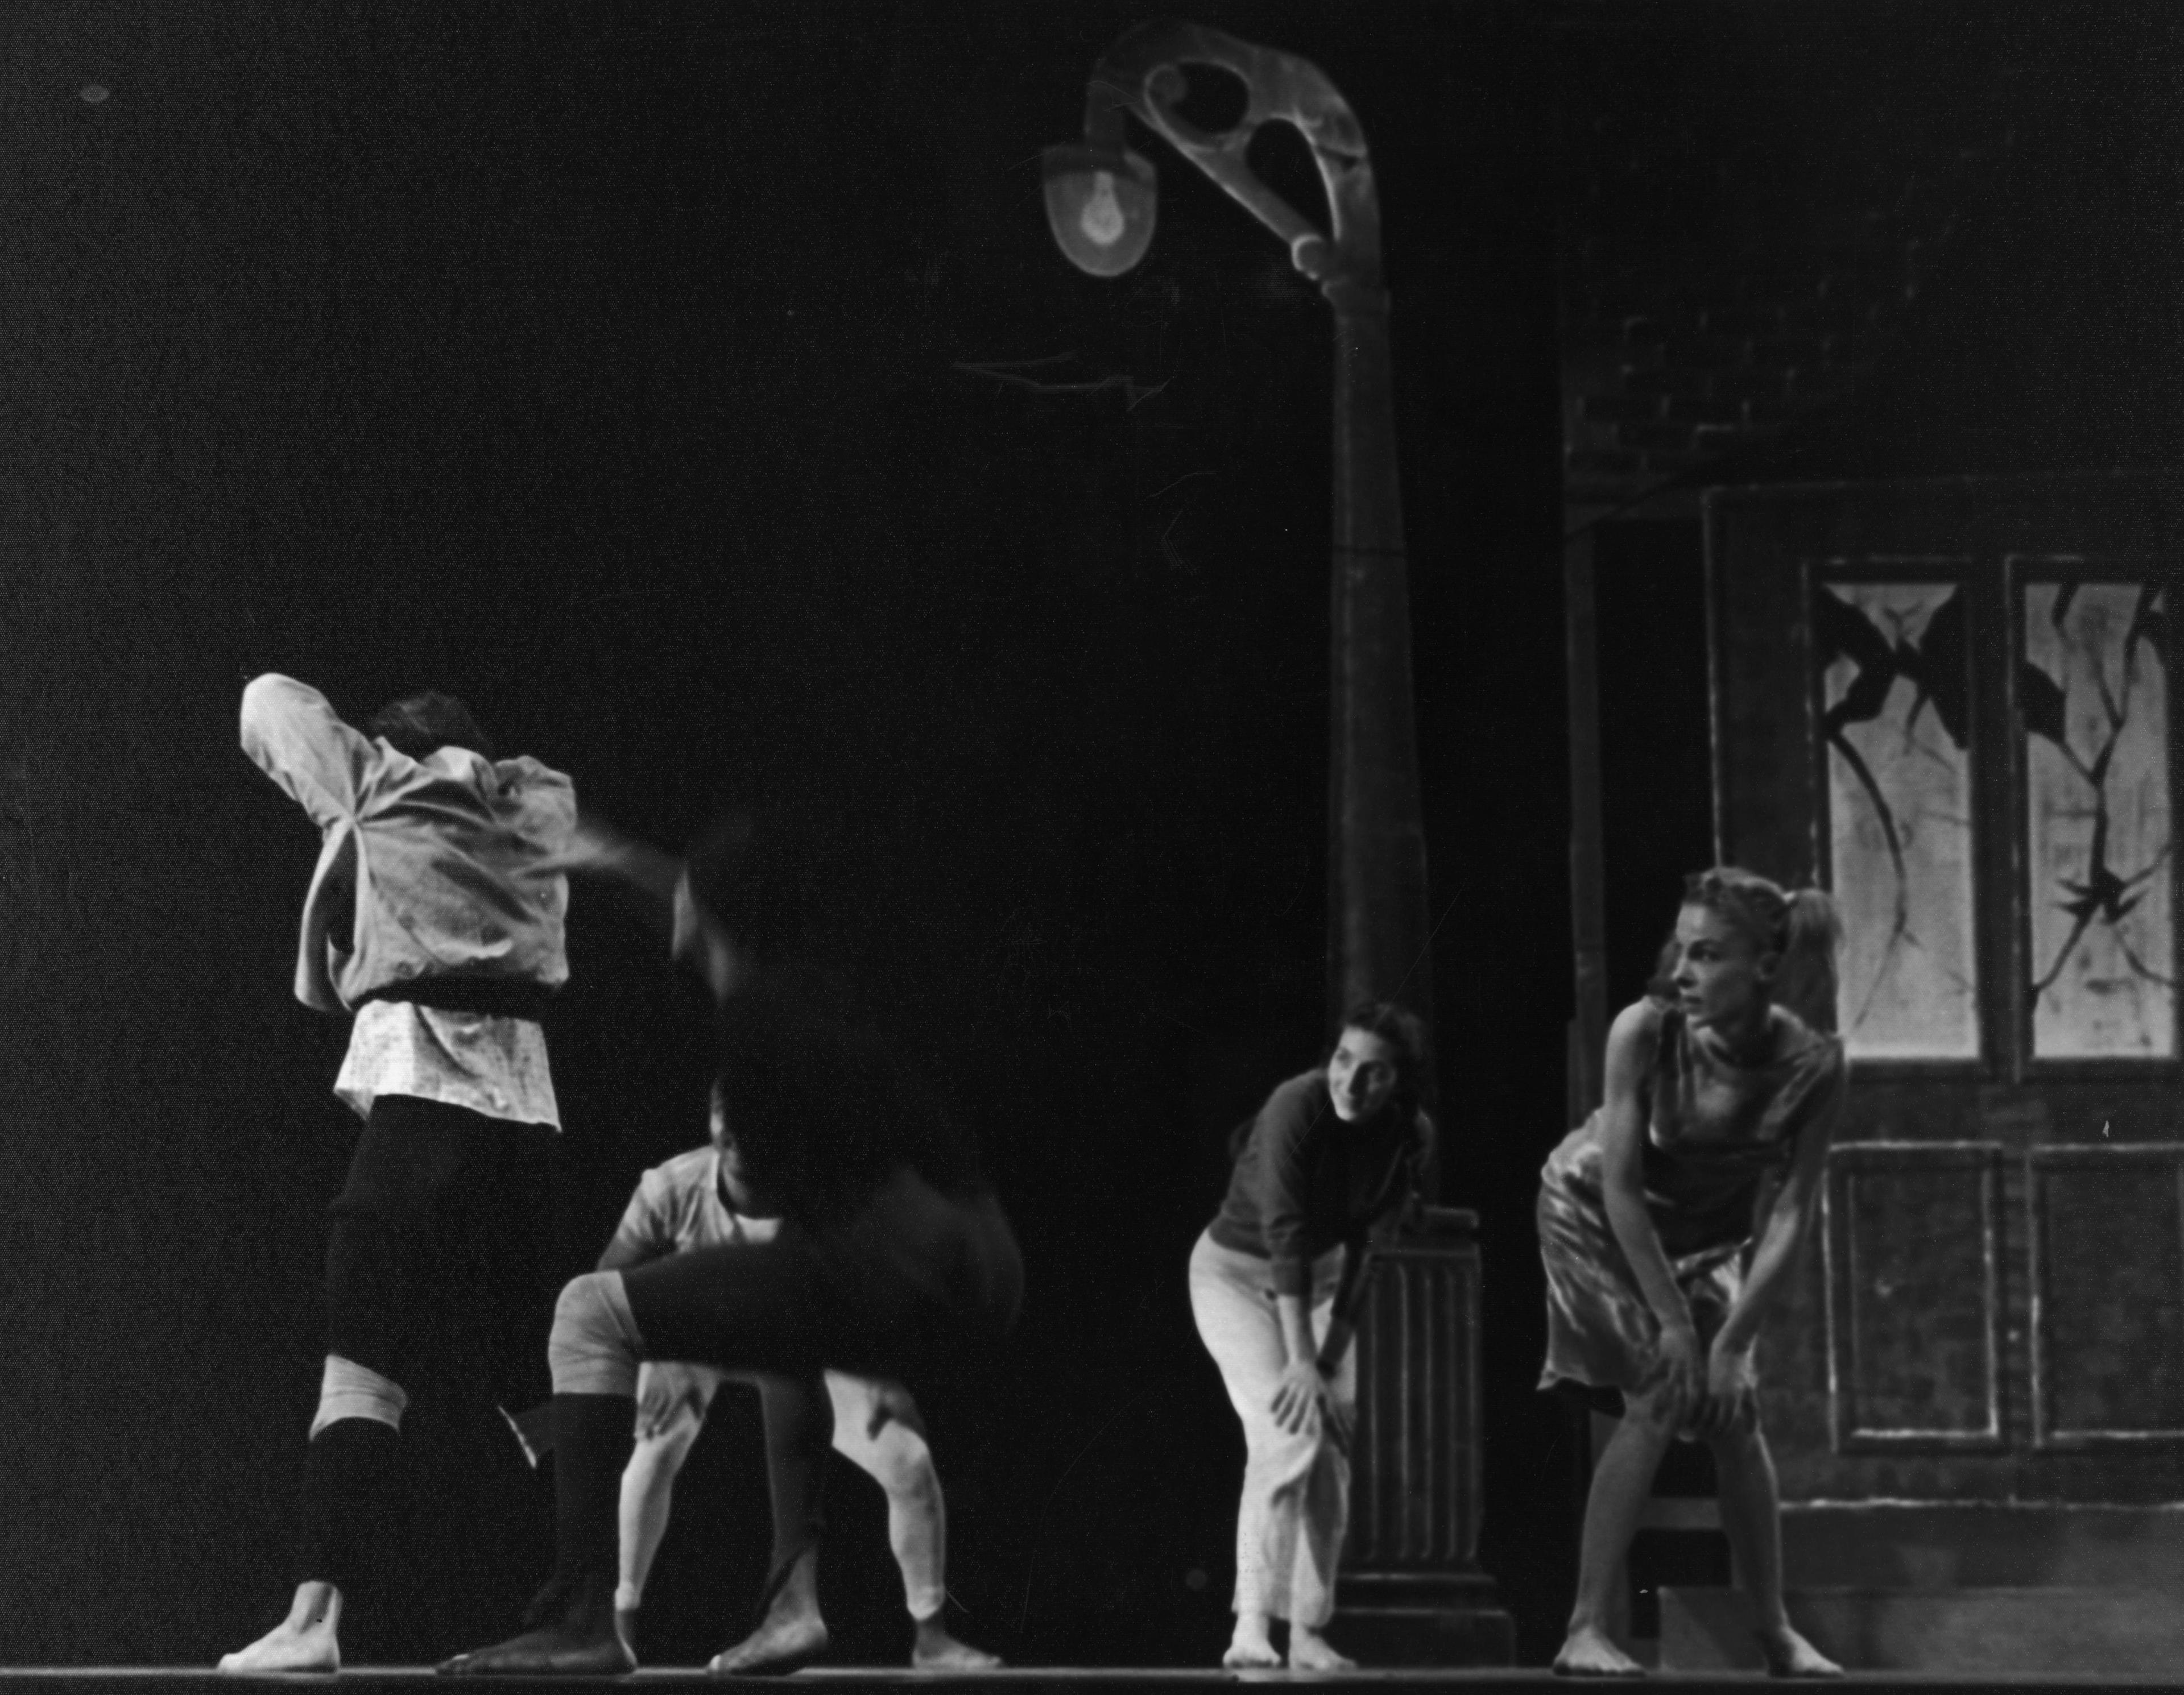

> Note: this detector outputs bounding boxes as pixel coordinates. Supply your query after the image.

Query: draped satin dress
[1537,1002,1845,1405]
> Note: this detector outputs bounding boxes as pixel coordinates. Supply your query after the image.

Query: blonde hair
[1668,867,1844,1033]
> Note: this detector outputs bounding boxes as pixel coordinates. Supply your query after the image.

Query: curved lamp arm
[1041,18,1434,1066]
[1045,19,1383,295]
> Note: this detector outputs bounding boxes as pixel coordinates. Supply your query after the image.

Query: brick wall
[1553,7,2017,502]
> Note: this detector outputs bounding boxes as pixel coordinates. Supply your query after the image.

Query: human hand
[1697,1336,1759,1437]
[1270,1358,1325,1437]
[671,870,744,1000]
[1648,1321,1706,1428]
[1313,1325,1356,1452]
[528,817,628,880]
[634,1361,710,1441]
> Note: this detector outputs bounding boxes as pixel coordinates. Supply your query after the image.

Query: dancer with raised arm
[444,814,1021,1676]
[1541,868,1847,1680]
[1190,1004,1434,1672]
[590,1080,1000,1669]
[220,675,574,1673]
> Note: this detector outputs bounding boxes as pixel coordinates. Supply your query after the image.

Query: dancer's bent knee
[863,1423,938,1502]
[549,1271,646,1397]
[1706,1418,1771,1465]
[310,1353,410,1437]
[1244,1423,1333,1482]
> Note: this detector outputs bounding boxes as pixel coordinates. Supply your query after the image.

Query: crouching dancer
[1542,868,1846,1679]
[443,815,1023,1676]
[580,1080,1000,1669]
[220,675,575,1673]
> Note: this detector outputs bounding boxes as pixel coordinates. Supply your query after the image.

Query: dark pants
[325,1092,556,1409]
[308,1093,555,1593]
[552,1170,1020,1602]
[619,1168,1023,1389]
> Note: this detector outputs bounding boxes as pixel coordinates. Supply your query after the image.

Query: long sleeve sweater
[1206,1069,1433,1324]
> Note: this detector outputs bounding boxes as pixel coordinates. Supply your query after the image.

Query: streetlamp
[1044,24,1510,1667]
[1043,19,1432,1041]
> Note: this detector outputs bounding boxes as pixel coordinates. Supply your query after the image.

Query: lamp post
[1044,24,1510,1666]
[1043,19,1430,1039]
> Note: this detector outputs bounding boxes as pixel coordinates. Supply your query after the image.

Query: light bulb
[1079,172,1127,247]
[1041,144,1156,277]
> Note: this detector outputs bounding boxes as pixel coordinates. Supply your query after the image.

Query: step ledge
[1660,1583,2184,1674]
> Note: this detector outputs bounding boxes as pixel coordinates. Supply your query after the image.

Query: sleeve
[1368,1108,1436,1246]
[1407,1108,1437,1200]
[605,1168,676,1262]
[500,757,578,854]
[1328,1239,1372,1329]
[293,822,356,1014]
[1252,1078,1321,1299]
[1331,1109,1437,1328]
[239,674,377,830]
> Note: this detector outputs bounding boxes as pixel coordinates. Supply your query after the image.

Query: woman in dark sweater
[445,815,1021,1677]
[1190,1002,1434,1671]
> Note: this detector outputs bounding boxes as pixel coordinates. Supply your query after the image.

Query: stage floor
[2,1671,2182,1693]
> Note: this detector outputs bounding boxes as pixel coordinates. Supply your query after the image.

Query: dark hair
[684,810,810,965]
[1648,865,1844,1033]
[368,691,494,761]
[1329,999,1428,1120]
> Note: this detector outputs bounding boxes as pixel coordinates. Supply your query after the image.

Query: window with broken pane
[1817,579,1982,1059]
[2021,578,2174,1060]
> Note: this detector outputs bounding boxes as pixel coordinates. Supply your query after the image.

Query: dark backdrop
[0,0,1574,1669]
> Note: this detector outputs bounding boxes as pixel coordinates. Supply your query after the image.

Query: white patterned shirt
[334,998,560,1129]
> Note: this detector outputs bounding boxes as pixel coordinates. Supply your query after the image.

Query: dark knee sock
[549,1393,636,1593]
[757,1375,832,1602]
[303,1416,401,1594]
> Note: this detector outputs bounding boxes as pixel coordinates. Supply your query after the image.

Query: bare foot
[217,1581,342,1673]
[438,1624,633,1676]
[1288,1626,1355,1671]
[1759,1623,1842,1679]
[709,1611,828,1677]
[911,1619,1001,1670]
[1222,1620,1280,1670]
[1553,1622,1645,1679]
[439,1577,632,1676]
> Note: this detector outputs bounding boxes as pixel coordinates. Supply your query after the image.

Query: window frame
[2007,554,2182,1082]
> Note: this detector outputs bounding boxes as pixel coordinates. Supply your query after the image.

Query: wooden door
[1706,473,2184,1505]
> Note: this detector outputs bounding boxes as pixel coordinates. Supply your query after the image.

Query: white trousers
[1188,1229,1354,1627]
[618,1364,947,1621]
